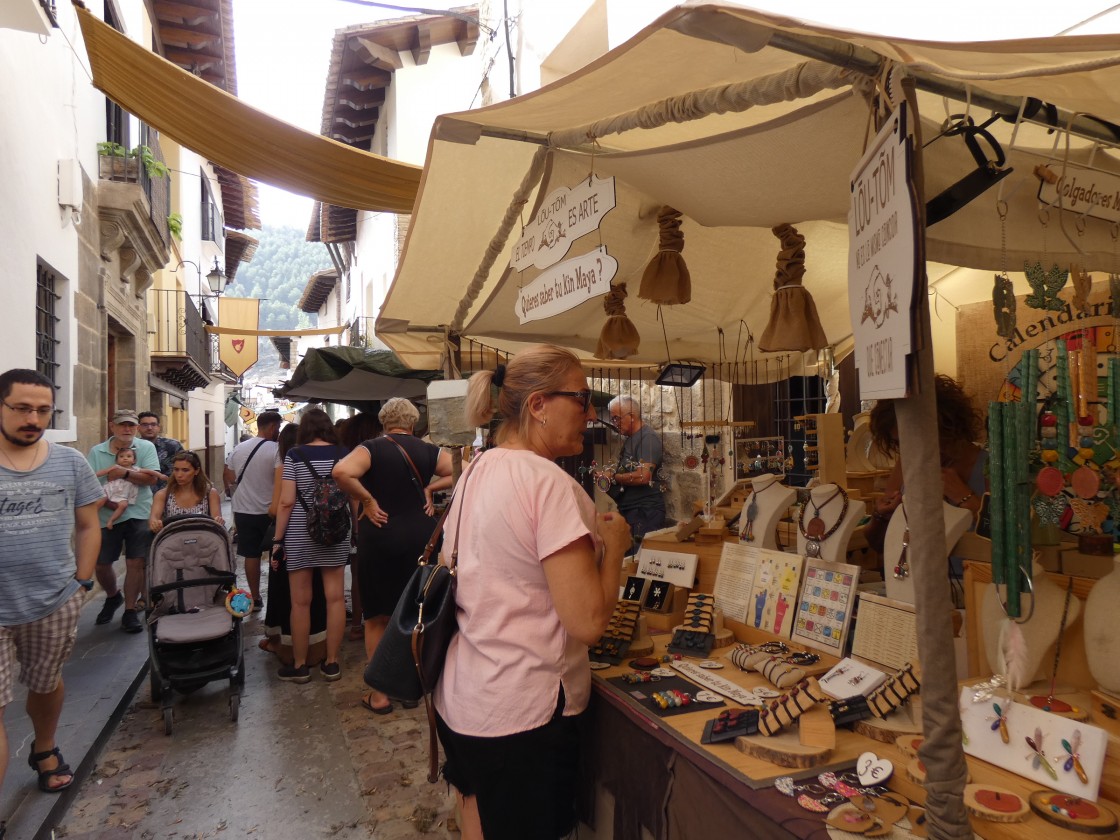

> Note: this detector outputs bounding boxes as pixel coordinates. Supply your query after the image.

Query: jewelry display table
[581,633,1120,839]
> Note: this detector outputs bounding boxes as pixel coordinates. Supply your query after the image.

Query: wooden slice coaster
[894,734,924,758]
[850,792,908,826]
[628,634,654,656]
[905,758,970,786]
[711,627,736,650]
[854,707,921,744]
[736,728,832,768]
[826,803,877,833]
[907,806,929,838]
[905,757,926,785]
[964,784,1029,822]
[1029,791,1119,835]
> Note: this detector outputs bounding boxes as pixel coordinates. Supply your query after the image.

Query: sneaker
[252,598,264,613]
[95,592,124,625]
[120,609,143,634]
[319,662,341,682]
[278,664,311,684]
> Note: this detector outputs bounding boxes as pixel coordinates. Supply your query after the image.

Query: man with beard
[0,369,102,797]
[86,409,160,633]
[137,411,181,491]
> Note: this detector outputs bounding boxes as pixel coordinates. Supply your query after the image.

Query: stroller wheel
[163,707,173,736]
[229,692,240,722]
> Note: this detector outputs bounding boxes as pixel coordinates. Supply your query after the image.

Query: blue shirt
[87,437,160,526]
[0,444,103,624]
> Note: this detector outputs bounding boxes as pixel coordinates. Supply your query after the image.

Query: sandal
[360,693,393,715]
[27,745,73,793]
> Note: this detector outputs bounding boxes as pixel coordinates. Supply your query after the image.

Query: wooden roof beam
[154,1,214,26]
[341,68,392,92]
[164,46,223,70]
[456,20,479,56]
[412,23,431,66]
[354,36,403,71]
[336,89,385,110]
[333,111,380,129]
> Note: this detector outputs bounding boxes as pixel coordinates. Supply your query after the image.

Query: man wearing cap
[86,410,161,633]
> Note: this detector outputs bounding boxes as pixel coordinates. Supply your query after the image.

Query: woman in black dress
[333,398,453,713]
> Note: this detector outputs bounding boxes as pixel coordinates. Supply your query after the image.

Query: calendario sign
[847,102,919,400]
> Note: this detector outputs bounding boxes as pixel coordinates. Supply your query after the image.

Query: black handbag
[363,453,479,782]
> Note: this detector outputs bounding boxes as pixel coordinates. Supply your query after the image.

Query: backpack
[293,448,351,546]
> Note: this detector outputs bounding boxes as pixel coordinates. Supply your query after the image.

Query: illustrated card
[746,548,803,638]
[791,558,860,655]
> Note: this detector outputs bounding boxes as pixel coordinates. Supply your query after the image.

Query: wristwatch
[76,577,95,591]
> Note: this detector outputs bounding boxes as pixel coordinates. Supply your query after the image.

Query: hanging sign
[1038,163,1120,224]
[515,246,617,324]
[510,175,616,272]
[217,297,260,377]
[847,101,919,400]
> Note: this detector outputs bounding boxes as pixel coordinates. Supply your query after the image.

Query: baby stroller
[146,515,244,734]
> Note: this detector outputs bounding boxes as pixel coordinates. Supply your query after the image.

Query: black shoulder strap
[235,439,267,485]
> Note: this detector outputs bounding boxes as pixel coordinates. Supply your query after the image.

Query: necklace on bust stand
[743,479,781,543]
[797,486,849,559]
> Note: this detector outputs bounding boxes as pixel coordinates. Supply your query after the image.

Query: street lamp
[175,257,227,297]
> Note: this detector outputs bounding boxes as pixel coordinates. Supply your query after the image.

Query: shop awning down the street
[273,346,442,412]
[75,4,421,215]
[376,5,1120,836]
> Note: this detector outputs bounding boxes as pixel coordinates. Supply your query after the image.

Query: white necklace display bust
[739,473,797,551]
[883,498,973,605]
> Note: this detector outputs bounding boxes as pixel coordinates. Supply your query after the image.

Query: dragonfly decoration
[1026,727,1059,781]
[1062,730,1089,785]
[990,702,1010,744]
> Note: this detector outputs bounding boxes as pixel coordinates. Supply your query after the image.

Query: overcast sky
[233,0,1120,229]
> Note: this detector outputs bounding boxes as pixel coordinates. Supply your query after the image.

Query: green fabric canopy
[274,347,442,413]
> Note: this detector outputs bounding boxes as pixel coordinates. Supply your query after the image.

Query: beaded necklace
[894,501,910,580]
[797,486,849,558]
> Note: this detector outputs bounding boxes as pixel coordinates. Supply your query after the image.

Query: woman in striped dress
[272,409,351,683]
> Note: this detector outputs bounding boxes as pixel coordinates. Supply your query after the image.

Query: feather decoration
[1001,619,1030,692]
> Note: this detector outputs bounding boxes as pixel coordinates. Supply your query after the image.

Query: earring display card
[817,657,888,700]
[747,548,804,637]
[791,558,860,656]
[643,579,672,612]
[958,687,1107,800]
[636,548,698,589]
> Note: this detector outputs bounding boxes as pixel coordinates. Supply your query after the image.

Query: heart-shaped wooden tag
[856,751,894,786]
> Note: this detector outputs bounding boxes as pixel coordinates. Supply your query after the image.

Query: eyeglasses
[2,401,55,419]
[546,390,593,412]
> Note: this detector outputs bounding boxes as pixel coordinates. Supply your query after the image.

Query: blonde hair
[378,397,420,431]
[465,344,582,441]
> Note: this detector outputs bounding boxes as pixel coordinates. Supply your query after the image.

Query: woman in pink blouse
[434,345,631,840]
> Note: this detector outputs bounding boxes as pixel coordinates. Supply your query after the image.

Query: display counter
[580,633,1120,839]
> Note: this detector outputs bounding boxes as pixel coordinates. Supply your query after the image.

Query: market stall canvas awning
[378,1,1120,373]
[274,347,442,411]
[76,5,421,214]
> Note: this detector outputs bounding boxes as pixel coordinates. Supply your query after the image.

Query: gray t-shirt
[612,424,665,511]
[225,437,278,515]
[0,444,103,624]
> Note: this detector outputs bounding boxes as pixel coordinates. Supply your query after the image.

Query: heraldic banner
[217,297,260,377]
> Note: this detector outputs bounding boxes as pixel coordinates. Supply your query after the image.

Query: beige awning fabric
[76,5,420,214]
[378,3,1120,371]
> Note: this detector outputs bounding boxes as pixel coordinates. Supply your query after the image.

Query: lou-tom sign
[847,101,919,400]
[511,175,616,272]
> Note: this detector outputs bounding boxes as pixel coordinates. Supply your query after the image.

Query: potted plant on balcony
[97,142,169,182]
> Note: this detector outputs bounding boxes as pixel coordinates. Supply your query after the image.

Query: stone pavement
[53,624,460,839]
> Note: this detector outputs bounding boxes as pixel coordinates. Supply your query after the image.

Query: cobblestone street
[55,613,459,840]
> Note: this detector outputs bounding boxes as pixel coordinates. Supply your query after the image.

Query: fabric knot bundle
[638,207,691,305]
[595,283,640,359]
[759,223,827,352]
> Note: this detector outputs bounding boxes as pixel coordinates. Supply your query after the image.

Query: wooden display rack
[796,413,846,488]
